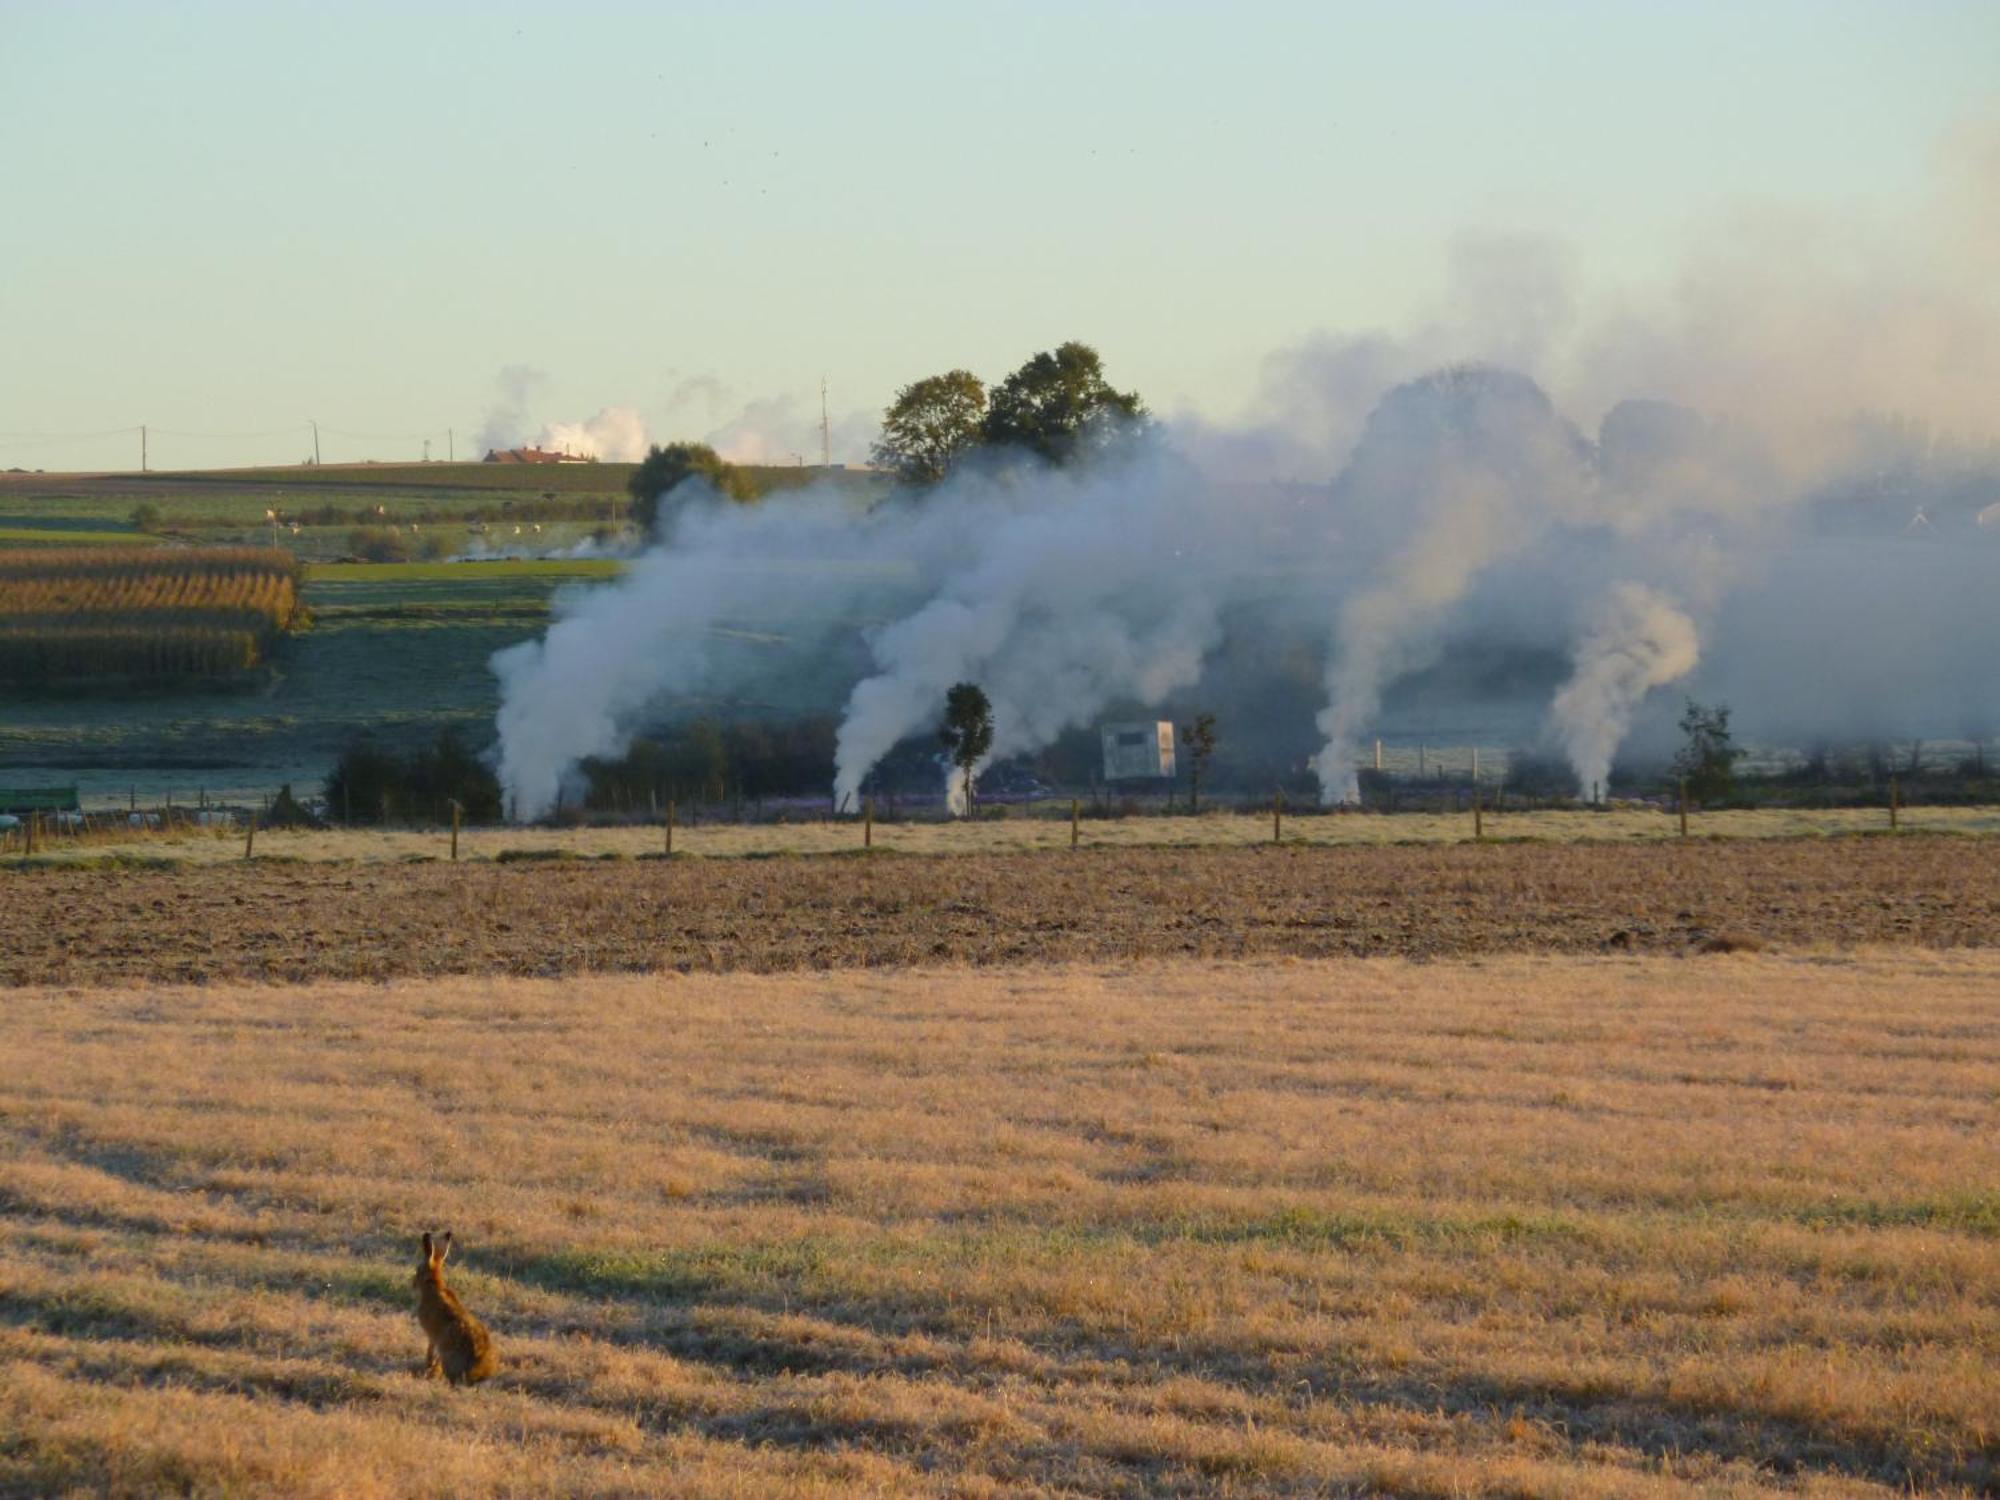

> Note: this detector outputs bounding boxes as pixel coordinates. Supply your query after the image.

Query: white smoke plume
[493,442,1247,821]
[474,364,547,455]
[1311,367,1597,802]
[535,406,650,462]
[830,450,1229,812]
[1550,583,1701,800]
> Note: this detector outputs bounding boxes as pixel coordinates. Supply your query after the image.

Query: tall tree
[1180,712,1218,813]
[871,370,987,486]
[627,442,754,534]
[938,682,995,816]
[1673,698,1740,805]
[980,341,1145,465]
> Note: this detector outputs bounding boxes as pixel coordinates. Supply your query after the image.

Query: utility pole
[311,419,321,466]
[820,376,830,468]
[140,424,148,472]
[447,427,454,462]
[423,438,431,463]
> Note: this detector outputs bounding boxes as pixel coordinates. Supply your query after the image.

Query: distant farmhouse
[482,446,591,465]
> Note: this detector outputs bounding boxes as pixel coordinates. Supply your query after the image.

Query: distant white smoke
[475,365,547,455]
[1550,583,1701,799]
[536,406,649,462]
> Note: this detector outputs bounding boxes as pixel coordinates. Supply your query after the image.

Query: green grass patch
[305,559,623,582]
[1797,1192,2000,1238]
[0,526,163,547]
[1165,1204,1589,1250]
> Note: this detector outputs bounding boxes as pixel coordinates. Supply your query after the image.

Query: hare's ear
[439,1231,455,1264]
[420,1231,434,1262]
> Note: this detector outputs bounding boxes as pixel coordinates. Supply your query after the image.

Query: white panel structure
[1101,721,1177,782]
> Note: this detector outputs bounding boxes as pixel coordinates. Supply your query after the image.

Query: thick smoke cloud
[830,450,1234,811]
[490,128,2000,817]
[492,446,1263,820]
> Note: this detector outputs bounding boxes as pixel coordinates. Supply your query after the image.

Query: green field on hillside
[0,460,890,576]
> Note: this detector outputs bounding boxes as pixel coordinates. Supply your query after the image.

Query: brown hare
[413,1230,498,1385]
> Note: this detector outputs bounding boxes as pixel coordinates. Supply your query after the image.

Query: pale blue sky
[2,1,1992,468]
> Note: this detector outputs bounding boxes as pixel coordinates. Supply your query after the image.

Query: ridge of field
[18,804,2000,866]
[4,837,1996,986]
[2,953,1994,1497]
[0,462,886,537]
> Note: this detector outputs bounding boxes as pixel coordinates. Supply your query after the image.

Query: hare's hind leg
[422,1338,443,1379]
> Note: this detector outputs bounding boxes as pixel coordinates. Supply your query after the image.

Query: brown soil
[6,837,1994,986]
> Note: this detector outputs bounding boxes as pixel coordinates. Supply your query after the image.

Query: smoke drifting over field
[492,131,2000,818]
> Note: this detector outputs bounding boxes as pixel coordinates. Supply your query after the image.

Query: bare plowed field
[1,956,1994,1496]
[5,837,1996,986]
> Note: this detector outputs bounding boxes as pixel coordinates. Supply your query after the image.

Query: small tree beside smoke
[872,370,987,487]
[1180,712,1217,813]
[627,443,754,534]
[938,682,994,816]
[1674,698,1740,805]
[981,342,1146,465]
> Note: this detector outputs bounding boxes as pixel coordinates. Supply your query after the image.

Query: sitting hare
[413,1230,498,1385]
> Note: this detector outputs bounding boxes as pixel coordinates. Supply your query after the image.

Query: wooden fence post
[450,800,461,862]
[864,795,873,850]
[1889,777,1900,831]
[24,811,35,858]
[665,799,675,857]
[1273,789,1284,845]
[1473,792,1483,840]
[1678,778,1689,838]
[1070,798,1080,850]
[243,813,257,861]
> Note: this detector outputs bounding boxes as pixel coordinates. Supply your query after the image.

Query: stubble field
[1,954,1994,1496]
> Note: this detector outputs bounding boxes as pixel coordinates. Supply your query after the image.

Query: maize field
[0,545,301,683]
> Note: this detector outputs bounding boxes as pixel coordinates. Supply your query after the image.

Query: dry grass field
[0,954,1994,1497]
[16,805,2000,865]
[3,837,1996,987]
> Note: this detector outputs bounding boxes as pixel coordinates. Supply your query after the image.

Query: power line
[0,426,142,444]
[148,424,312,441]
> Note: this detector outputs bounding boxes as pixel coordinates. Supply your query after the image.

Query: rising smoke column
[491,482,907,819]
[1550,583,1700,799]
[1311,367,1595,802]
[830,446,1233,812]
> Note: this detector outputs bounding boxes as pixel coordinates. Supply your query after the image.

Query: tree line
[625,341,1146,530]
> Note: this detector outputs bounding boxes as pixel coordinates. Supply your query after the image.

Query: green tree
[1180,712,1218,813]
[1673,699,1740,805]
[627,442,754,534]
[980,341,1145,465]
[324,736,403,824]
[130,502,163,533]
[871,370,988,486]
[938,682,994,816]
[410,727,504,823]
